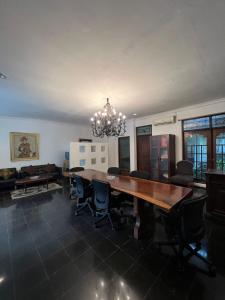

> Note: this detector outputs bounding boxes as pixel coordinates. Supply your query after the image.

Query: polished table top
[73,169,192,212]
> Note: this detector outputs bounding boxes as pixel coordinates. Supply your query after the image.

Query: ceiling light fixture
[0,72,7,80]
[132,113,137,116]
[90,98,126,138]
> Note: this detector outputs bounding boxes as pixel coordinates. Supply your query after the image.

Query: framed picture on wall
[10,132,40,161]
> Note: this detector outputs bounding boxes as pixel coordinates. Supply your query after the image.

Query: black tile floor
[0,185,225,300]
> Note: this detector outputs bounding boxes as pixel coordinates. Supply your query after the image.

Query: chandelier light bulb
[90,117,94,122]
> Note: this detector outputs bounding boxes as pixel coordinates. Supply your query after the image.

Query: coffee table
[15,175,53,192]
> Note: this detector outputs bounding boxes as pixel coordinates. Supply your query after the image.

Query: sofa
[20,164,62,181]
[0,168,18,190]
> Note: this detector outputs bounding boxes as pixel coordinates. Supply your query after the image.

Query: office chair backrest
[92,179,111,211]
[178,191,207,243]
[74,175,90,198]
[176,160,193,176]
[129,170,150,180]
[107,167,121,175]
[70,167,84,172]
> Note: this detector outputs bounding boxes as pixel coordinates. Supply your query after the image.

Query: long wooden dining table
[69,169,193,240]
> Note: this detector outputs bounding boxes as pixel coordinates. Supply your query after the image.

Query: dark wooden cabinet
[206,169,225,224]
[150,134,175,181]
[136,125,152,172]
[137,135,151,172]
[205,170,225,267]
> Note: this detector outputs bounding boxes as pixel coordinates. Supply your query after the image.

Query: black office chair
[92,179,121,230]
[130,170,151,180]
[107,167,121,176]
[156,190,216,275]
[170,160,194,187]
[74,175,94,216]
[69,167,85,199]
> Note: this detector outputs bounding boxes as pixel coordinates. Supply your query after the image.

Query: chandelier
[90,98,126,138]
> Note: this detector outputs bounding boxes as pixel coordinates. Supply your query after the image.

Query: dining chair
[170,160,193,187]
[74,175,94,216]
[107,167,121,176]
[156,189,216,275]
[92,179,122,230]
[69,167,84,198]
[129,170,151,180]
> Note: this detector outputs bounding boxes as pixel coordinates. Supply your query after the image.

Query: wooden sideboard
[206,169,225,267]
[206,169,225,224]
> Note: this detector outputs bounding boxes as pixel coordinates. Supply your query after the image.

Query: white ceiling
[0,0,225,123]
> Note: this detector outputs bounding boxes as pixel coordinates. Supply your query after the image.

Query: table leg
[133,197,155,240]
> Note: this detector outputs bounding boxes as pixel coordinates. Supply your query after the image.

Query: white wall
[2,98,225,171]
[108,98,225,170]
[0,116,93,169]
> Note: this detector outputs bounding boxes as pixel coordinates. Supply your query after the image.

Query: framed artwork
[10,132,40,161]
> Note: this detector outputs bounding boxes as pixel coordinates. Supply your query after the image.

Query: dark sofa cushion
[45,164,56,173]
[0,168,17,180]
[20,164,61,179]
[22,165,35,176]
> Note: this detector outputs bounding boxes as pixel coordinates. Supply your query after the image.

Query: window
[101,157,106,163]
[136,125,152,136]
[118,137,130,172]
[183,113,225,182]
[184,132,208,181]
[101,145,105,152]
[183,117,210,131]
[212,114,225,128]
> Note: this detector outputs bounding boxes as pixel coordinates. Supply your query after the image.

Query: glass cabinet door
[159,135,169,180]
[150,136,160,180]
